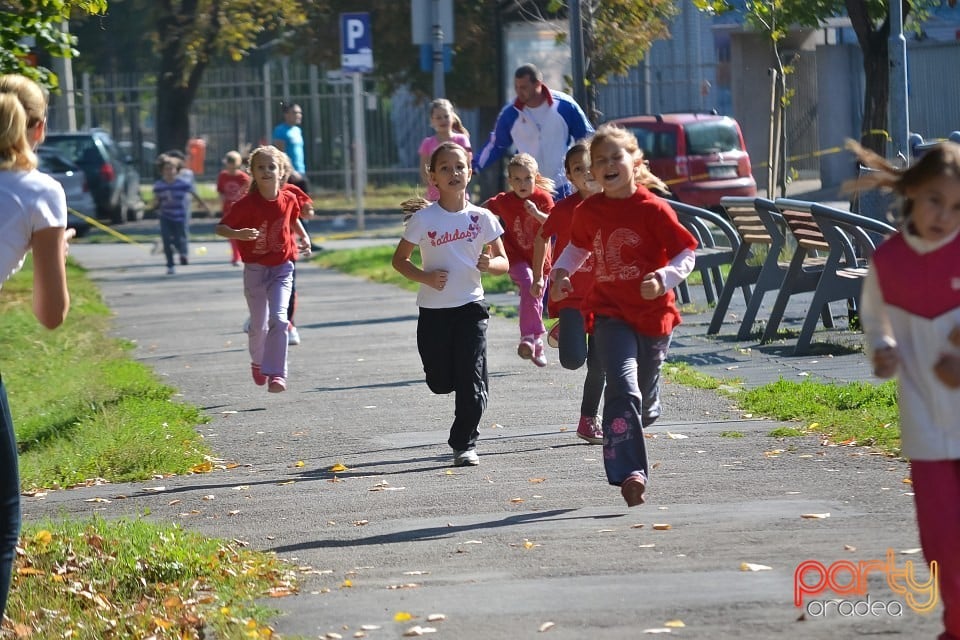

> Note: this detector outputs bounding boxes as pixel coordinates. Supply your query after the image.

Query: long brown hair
[844,139,960,221]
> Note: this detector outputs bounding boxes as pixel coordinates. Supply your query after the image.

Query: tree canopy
[0,0,107,90]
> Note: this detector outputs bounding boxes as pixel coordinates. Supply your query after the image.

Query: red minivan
[608,112,757,210]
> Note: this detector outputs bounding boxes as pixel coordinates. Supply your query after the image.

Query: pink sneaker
[250,363,267,386]
[267,376,287,393]
[517,336,534,360]
[531,338,547,367]
[547,323,561,348]
[620,473,647,507]
[576,415,603,444]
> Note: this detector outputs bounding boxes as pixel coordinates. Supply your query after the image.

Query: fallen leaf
[844,544,857,552]
[652,523,672,530]
[277,480,295,486]
[191,461,213,473]
[664,620,685,628]
[642,629,672,634]
[403,626,437,636]
[84,497,111,503]
[666,432,688,439]
[900,548,922,555]
[538,621,555,632]
[740,562,772,572]
[638,543,656,548]
[329,463,349,472]
[510,498,524,503]
[529,478,546,483]
[631,523,645,529]
[800,513,830,519]
[426,614,446,622]
[295,460,305,468]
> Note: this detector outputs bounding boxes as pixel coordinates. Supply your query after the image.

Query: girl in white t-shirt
[0,74,73,619]
[392,141,509,467]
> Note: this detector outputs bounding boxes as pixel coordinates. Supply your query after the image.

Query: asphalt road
[22,236,943,640]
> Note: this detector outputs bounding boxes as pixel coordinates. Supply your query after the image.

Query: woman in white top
[0,74,73,618]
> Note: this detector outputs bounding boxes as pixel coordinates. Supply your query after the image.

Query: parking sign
[341,12,373,73]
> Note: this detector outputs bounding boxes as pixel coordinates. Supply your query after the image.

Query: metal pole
[569,0,587,107]
[889,0,910,163]
[352,72,366,231]
[432,0,445,98]
[263,62,272,146]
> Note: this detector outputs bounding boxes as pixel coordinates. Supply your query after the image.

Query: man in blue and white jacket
[474,63,594,199]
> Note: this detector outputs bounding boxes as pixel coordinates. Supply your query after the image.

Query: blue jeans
[159,217,189,268]
[557,307,605,419]
[593,316,671,486]
[0,375,20,617]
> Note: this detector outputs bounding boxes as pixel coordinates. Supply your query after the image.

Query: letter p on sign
[340,12,373,73]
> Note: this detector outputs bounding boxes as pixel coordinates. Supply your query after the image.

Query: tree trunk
[156,77,192,155]
[860,30,890,156]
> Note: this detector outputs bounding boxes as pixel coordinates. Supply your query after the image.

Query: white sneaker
[287,325,301,345]
[452,449,479,467]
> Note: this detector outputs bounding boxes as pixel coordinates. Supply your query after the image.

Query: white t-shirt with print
[0,169,67,287]
[402,201,504,309]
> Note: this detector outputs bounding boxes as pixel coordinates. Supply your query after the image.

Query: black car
[42,129,143,224]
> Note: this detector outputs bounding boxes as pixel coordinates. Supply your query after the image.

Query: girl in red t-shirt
[216,151,251,266]
[483,153,555,366]
[549,124,698,508]
[531,142,605,444]
[215,145,311,393]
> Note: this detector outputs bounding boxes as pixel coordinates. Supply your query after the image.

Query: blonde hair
[429,98,470,137]
[247,145,287,192]
[507,152,556,195]
[0,94,34,171]
[844,139,960,222]
[590,123,670,195]
[0,74,47,171]
[224,150,242,166]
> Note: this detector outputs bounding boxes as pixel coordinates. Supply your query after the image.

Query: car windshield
[43,136,100,165]
[684,121,742,155]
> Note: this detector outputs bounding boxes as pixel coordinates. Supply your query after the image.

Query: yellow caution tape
[68,207,148,248]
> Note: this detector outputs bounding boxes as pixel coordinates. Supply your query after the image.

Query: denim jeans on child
[0,375,20,617]
[557,307,605,419]
[159,217,189,268]
[416,301,490,452]
[593,316,671,486]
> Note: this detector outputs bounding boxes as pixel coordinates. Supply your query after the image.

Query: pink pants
[911,459,960,639]
[508,260,545,339]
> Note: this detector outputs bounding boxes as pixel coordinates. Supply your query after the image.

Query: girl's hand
[523,199,541,218]
[530,278,544,299]
[550,269,573,301]
[934,353,960,388]
[872,346,899,379]
[298,236,312,257]
[427,269,448,291]
[476,246,493,273]
[236,228,260,241]
[640,272,664,300]
[949,326,960,348]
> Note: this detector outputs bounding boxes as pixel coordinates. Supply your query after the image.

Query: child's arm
[860,269,899,379]
[641,248,696,300]
[934,326,960,388]
[523,199,549,225]
[392,238,447,291]
[530,232,548,299]
[549,243,592,301]
[215,224,259,241]
[190,190,213,216]
[477,238,509,276]
[299,200,315,220]
[291,217,311,254]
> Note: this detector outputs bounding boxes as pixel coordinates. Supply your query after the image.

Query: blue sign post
[341,12,373,74]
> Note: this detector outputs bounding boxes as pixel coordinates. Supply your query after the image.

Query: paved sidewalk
[22,232,941,640]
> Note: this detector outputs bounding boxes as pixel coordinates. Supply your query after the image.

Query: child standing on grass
[392,141,509,467]
[153,153,211,275]
[419,98,472,202]
[0,74,73,618]
[216,150,251,266]
[531,142,605,444]
[483,153,554,367]
[550,124,697,507]
[851,140,960,640]
[216,145,311,393]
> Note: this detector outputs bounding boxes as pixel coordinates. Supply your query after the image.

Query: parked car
[42,129,143,224]
[36,146,95,238]
[607,112,757,211]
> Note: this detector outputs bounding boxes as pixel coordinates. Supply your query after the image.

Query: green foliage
[0,0,106,89]
[768,426,806,437]
[1,257,211,490]
[10,517,295,638]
